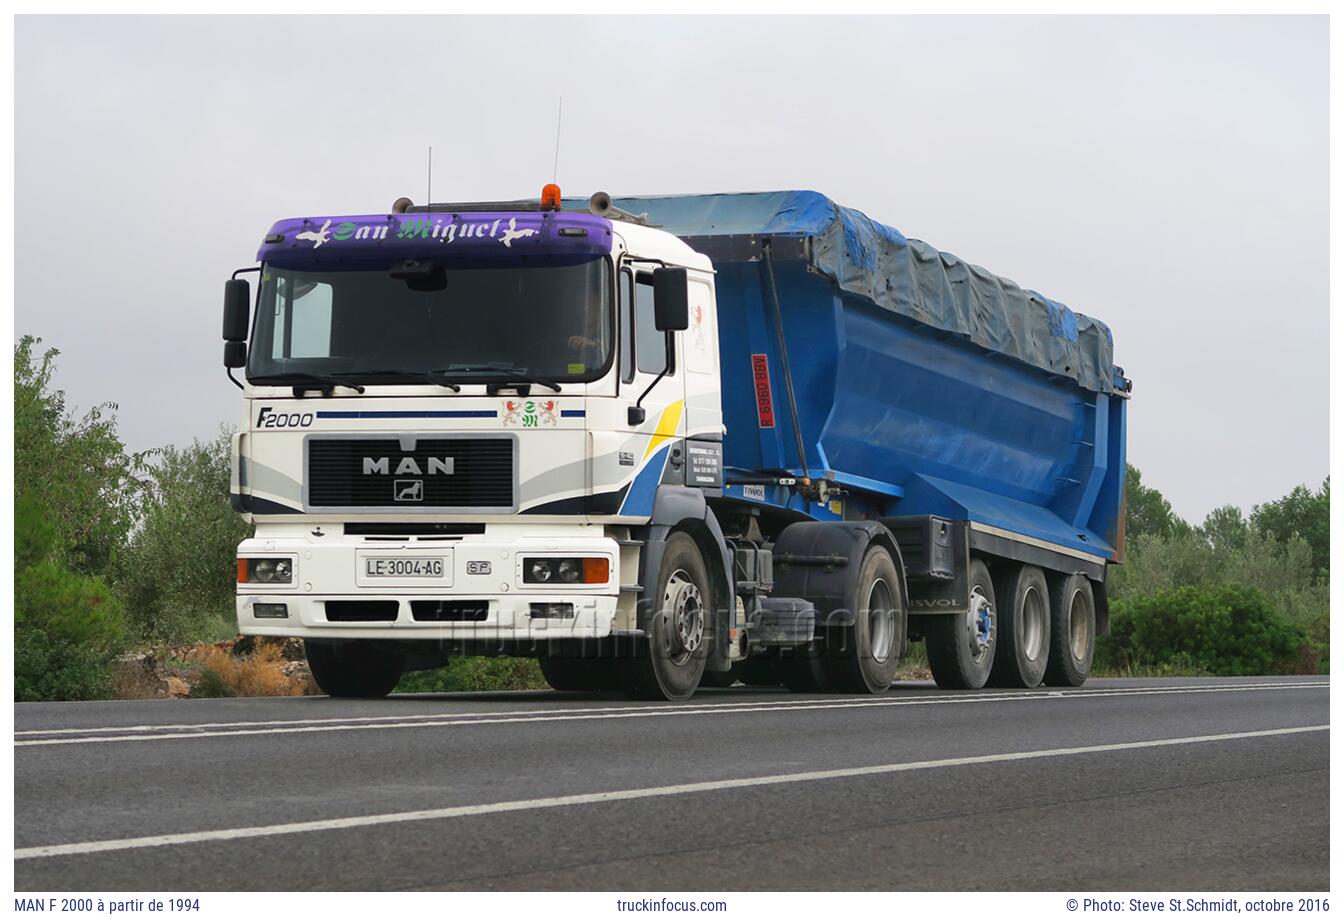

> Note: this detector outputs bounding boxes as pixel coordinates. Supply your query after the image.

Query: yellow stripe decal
[643,400,684,459]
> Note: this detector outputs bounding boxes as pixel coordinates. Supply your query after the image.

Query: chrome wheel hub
[967,588,993,663]
[664,570,704,663]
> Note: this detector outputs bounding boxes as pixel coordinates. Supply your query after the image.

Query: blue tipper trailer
[604,190,1131,691]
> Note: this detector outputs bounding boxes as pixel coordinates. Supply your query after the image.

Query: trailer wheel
[1044,574,1096,687]
[988,564,1051,688]
[822,545,904,693]
[539,657,621,692]
[925,558,997,690]
[305,640,405,699]
[621,532,711,701]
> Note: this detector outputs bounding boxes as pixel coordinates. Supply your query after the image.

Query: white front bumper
[236,525,621,641]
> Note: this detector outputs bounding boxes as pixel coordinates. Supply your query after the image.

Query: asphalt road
[13,676,1329,891]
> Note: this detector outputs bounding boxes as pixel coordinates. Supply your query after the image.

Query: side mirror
[224,341,247,369]
[652,267,689,331]
[223,279,251,342]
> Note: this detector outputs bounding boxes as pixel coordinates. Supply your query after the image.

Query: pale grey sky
[14,15,1328,523]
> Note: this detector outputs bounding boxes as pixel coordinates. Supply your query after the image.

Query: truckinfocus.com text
[615,898,729,912]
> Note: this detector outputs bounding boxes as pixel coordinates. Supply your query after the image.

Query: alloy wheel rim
[1069,589,1089,660]
[867,577,896,664]
[1021,584,1046,661]
[663,570,704,665]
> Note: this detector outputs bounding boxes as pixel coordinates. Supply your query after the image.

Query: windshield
[247,258,613,384]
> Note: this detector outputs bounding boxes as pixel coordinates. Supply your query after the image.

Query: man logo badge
[394,480,423,502]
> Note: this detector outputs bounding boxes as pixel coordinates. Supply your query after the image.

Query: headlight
[238,557,296,584]
[522,557,610,585]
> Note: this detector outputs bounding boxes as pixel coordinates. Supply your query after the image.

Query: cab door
[606,264,686,519]
[680,273,723,494]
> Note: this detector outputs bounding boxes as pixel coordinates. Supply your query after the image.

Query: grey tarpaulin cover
[602,191,1117,394]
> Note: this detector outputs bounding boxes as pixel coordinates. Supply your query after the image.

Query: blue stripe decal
[617,444,670,518]
[315,410,498,419]
[560,410,586,418]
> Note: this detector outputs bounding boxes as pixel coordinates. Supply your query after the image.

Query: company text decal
[295,216,539,250]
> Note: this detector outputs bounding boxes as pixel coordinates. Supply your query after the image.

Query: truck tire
[1044,574,1096,687]
[305,640,405,699]
[539,657,621,692]
[621,532,711,701]
[925,558,997,690]
[821,545,904,693]
[988,564,1051,688]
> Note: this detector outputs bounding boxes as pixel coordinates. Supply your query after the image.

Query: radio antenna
[427,146,432,207]
[552,97,563,183]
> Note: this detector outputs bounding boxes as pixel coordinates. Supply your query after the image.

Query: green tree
[1251,478,1329,580]
[14,336,149,576]
[1124,464,1190,540]
[15,496,128,701]
[116,429,253,642]
[1201,504,1249,555]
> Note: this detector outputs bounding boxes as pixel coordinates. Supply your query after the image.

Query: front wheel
[621,532,712,701]
[305,640,405,699]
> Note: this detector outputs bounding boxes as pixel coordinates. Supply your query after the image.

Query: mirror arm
[628,334,674,427]
[226,368,244,391]
[231,265,262,280]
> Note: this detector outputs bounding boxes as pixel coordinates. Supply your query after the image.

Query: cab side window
[633,274,670,376]
[618,270,635,383]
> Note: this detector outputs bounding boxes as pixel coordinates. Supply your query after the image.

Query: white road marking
[13,681,1327,748]
[14,724,1327,861]
[18,676,1322,736]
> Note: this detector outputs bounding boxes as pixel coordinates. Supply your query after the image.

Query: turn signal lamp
[541,183,562,211]
[582,557,609,583]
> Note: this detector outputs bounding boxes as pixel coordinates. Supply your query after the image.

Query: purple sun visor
[257,210,613,269]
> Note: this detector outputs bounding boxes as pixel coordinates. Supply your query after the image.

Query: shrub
[194,642,309,698]
[395,657,548,693]
[1098,584,1309,676]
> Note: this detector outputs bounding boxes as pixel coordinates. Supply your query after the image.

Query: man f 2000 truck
[223,186,1130,702]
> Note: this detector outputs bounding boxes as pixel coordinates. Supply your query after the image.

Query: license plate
[363,557,446,578]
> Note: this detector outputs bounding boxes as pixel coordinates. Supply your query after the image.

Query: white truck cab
[227,189,737,700]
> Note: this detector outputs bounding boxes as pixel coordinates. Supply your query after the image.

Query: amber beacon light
[540,183,562,211]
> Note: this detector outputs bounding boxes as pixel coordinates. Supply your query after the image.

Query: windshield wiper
[431,366,562,394]
[254,372,366,397]
[358,369,462,392]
